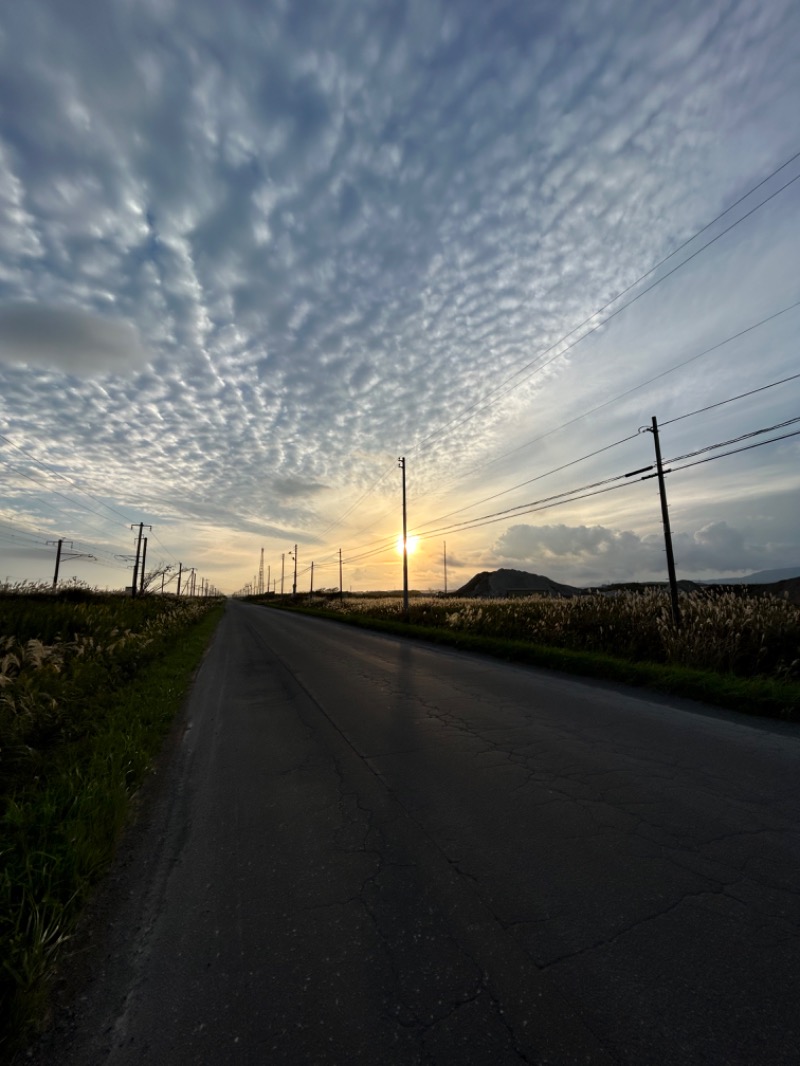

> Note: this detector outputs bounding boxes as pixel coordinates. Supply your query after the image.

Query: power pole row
[244,424,679,619]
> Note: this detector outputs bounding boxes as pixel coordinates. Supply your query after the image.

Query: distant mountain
[700,567,800,585]
[452,567,800,605]
[454,568,580,598]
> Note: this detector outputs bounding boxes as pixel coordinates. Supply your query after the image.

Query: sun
[396,534,419,555]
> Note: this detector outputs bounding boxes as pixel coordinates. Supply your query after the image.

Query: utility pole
[267,564,271,596]
[339,548,343,601]
[177,562,183,597]
[258,548,265,596]
[281,553,285,596]
[48,539,94,589]
[646,416,681,629]
[140,537,148,595]
[399,457,409,618]
[310,561,314,595]
[443,540,448,595]
[48,538,67,589]
[291,544,298,597]
[130,523,152,598]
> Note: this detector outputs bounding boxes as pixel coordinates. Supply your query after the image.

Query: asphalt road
[28,600,800,1064]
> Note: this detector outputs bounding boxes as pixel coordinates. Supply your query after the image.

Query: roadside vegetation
[265,589,800,720]
[0,583,223,1050]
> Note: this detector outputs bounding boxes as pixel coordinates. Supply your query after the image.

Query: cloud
[493,520,771,582]
[0,0,799,590]
[0,304,149,376]
[272,476,328,498]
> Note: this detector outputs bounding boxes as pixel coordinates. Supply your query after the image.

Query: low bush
[0,589,223,1049]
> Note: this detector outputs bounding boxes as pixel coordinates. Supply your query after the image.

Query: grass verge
[0,603,224,1052]
[265,601,800,721]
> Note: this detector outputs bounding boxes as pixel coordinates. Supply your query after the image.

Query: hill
[701,567,800,585]
[452,569,800,606]
[454,568,580,598]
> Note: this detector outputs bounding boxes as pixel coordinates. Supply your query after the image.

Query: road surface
[27,600,800,1064]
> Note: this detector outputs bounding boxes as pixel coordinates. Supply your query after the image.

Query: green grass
[0,599,223,1051]
[264,599,800,721]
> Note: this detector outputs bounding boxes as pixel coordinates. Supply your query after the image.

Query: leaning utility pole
[177,562,183,597]
[48,539,94,588]
[139,537,148,595]
[47,539,93,588]
[646,416,681,629]
[48,538,67,589]
[399,457,409,618]
[130,523,152,598]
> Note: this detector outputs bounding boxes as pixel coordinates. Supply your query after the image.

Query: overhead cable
[662,371,800,427]
[411,158,800,454]
[0,432,135,526]
[478,298,800,472]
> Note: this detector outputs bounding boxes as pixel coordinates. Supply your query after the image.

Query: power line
[0,432,136,526]
[413,413,800,543]
[662,371,800,427]
[150,531,181,566]
[417,481,637,541]
[412,433,641,531]
[344,537,399,566]
[415,470,635,539]
[319,377,798,570]
[664,416,800,464]
[411,364,800,535]
[0,517,52,543]
[319,462,397,538]
[0,457,131,536]
[667,430,800,474]
[476,298,800,473]
[411,156,800,455]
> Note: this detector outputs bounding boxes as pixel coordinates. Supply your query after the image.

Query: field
[317,589,800,679]
[0,584,223,1047]
[276,588,800,718]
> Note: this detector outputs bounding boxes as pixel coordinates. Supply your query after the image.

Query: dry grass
[0,589,223,1049]
[318,589,800,680]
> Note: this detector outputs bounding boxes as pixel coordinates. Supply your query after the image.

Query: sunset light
[396,534,420,556]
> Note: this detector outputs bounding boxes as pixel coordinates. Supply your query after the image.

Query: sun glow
[396,534,419,555]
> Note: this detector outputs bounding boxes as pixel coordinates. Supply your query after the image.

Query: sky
[1,0,799,596]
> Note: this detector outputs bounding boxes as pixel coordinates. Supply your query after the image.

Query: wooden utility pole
[399,457,409,618]
[648,416,681,629]
[48,538,65,589]
[339,548,343,601]
[140,537,148,594]
[48,539,93,589]
[130,523,152,598]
